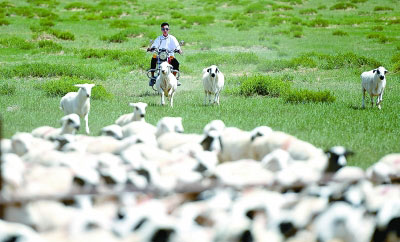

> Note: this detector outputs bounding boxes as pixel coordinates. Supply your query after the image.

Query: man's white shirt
[151,34,181,57]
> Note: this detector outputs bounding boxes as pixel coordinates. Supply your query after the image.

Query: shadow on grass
[137,90,159,97]
[349,104,364,110]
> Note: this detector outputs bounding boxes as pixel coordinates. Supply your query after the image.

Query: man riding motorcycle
[147,22,183,86]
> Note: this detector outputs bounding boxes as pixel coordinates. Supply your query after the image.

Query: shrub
[316,52,381,69]
[0,63,106,80]
[0,18,10,26]
[391,53,400,63]
[245,3,267,13]
[64,2,93,10]
[330,3,357,10]
[372,26,383,31]
[39,19,55,27]
[272,4,293,11]
[101,32,127,43]
[238,75,291,97]
[38,77,113,100]
[80,48,147,69]
[367,33,391,43]
[38,40,62,52]
[332,30,348,36]
[184,15,215,25]
[308,18,329,27]
[0,36,35,50]
[299,8,317,15]
[269,17,285,26]
[374,6,393,11]
[49,29,75,40]
[284,89,335,103]
[393,62,400,73]
[109,20,131,28]
[351,0,367,3]
[0,83,16,95]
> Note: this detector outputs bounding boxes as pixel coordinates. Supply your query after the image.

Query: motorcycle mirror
[179,40,185,46]
[149,39,154,44]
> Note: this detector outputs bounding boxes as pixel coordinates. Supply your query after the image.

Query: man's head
[161,22,169,36]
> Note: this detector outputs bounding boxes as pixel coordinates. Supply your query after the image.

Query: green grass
[0,0,400,169]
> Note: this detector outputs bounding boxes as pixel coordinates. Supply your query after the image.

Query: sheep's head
[373,66,388,81]
[325,146,354,173]
[60,113,80,133]
[101,124,123,140]
[207,65,219,78]
[75,83,96,98]
[155,117,184,137]
[129,102,148,119]
[160,62,172,75]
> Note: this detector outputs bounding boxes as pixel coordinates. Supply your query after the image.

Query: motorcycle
[146,40,183,91]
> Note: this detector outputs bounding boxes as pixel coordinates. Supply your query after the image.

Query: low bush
[101,32,127,43]
[372,26,383,31]
[367,33,391,43]
[0,63,106,80]
[245,3,267,13]
[109,20,131,28]
[238,75,291,97]
[299,8,317,15]
[373,6,393,11]
[393,61,400,73]
[49,29,75,40]
[332,30,348,36]
[330,3,357,10]
[64,2,94,10]
[0,36,35,50]
[37,77,113,100]
[80,48,147,69]
[272,4,293,11]
[38,40,62,52]
[308,18,329,27]
[39,19,55,27]
[0,83,16,95]
[0,18,10,26]
[391,53,400,63]
[283,89,335,103]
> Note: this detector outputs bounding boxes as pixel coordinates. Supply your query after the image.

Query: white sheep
[115,102,148,126]
[155,62,178,107]
[155,117,184,138]
[32,113,80,140]
[361,66,388,109]
[60,83,95,134]
[202,65,224,105]
[101,124,123,140]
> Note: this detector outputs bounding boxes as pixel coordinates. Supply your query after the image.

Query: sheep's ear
[384,70,388,74]
[216,68,219,73]
[74,84,83,88]
[207,68,211,73]
[89,84,95,88]
[373,69,376,73]
[129,103,136,107]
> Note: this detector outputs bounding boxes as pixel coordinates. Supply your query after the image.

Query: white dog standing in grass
[60,84,95,134]
[202,65,224,105]
[361,66,388,109]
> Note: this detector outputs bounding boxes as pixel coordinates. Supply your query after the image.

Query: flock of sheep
[1,81,399,241]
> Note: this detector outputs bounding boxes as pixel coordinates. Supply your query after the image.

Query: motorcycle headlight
[160,51,168,60]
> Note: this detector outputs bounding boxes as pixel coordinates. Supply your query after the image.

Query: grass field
[0,0,399,168]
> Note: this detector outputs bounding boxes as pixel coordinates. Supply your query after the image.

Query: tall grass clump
[0,63,106,80]
[109,20,131,28]
[237,75,291,97]
[367,33,391,43]
[80,48,147,69]
[373,6,393,11]
[299,8,317,15]
[0,83,16,95]
[308,18,329,27]
[283,89,336,103]
[330,3,357,10]
[258,55,316,72]
[36,77,113,100]
[305,52,381,69]
[0,18,10,26]
[332,30,348,36]
[49,29,75,40]
[37,40,62,52]
[0,36,35,50]
[64,2,94,10]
